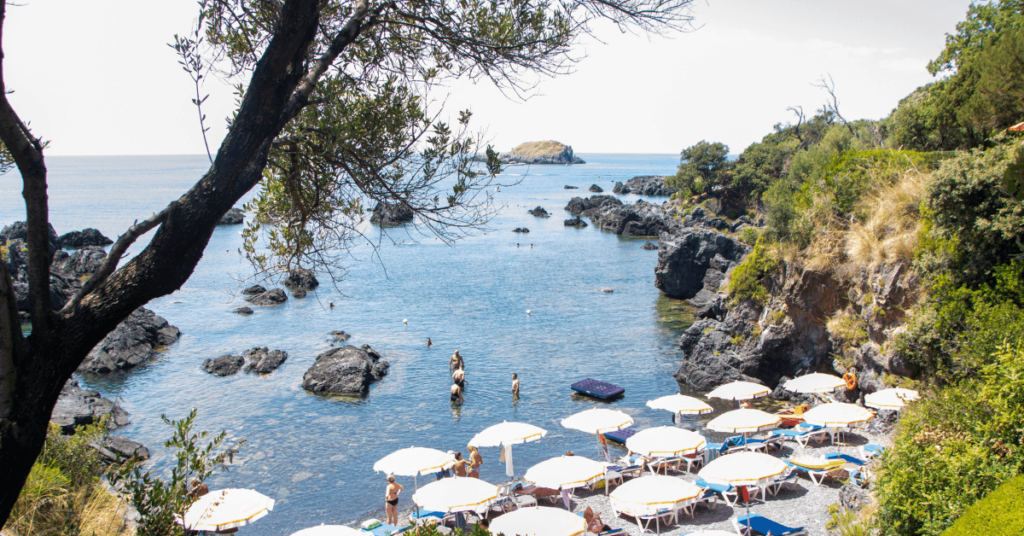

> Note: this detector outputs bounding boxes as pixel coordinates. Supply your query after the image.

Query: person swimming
[427,337,433,347]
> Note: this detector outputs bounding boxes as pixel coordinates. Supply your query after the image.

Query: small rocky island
[477,141,585,165]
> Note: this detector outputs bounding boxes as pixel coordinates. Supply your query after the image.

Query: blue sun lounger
[362,523,411,536]
[733,513,806,536]
[571,378,625,400]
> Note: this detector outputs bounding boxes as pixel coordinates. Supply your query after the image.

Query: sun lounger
[637,509,675,534]
[678,450,704,473]
[860,444,885,459]
[362,523,411,536]
[732,513,806,536]
[409,510,446,525]
[693,487,718,511]
[767,467,799,496]
[723,436,767,454]
[696,478,738,506]
[784,457,846,485]
[769,425,826,447]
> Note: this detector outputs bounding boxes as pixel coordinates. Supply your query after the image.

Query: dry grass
[508,140,569,158]
[826,309,869,350]
[845,171,926,267]
[78,487,135,536]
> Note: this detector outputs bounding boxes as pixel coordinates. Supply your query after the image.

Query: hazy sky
[3,1,972,156]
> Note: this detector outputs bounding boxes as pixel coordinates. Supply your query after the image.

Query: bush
[875,342,1024,536]
[941,475,1024,536]
[727,239,778,306]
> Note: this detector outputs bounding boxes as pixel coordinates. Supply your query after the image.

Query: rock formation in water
[57,228,113,248]
[246,288,288,306]
[218,208,245,225]
[203,354,245,376]
[80,308,182,374]
[589,184,603,193]
[243,347,288,374]
[370,202,414,226]
[302,344,390,396]
[51,379,130,433]
[480,141,586,165]
[613,176,677,197]
[285,268,319,290]
[528,206,550,217]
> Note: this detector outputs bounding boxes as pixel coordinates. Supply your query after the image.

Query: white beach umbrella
[783,373,846,394]
[488,506,586,536]
[802,403,875,427]
[625,426,707,458]
[180,489,274,532]
[864,388,920,411]
[561,408,634,435]
[373,447,456,477]
[705,409,781,434]
[469,421,548,477]
[697,452,788,487]
[411,478,499,513]
[646,394,713,416]
[524,455,608,490]
[290,525,364,536]
[609,475,703,518]
[706,381,771,401]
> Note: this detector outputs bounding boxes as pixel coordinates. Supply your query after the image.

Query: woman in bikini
[384,475,403,525]
[467,445,483,478]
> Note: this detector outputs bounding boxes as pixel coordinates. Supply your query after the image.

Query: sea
[0,154,738,535]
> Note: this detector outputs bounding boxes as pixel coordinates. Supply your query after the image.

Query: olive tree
[0,0,693,525]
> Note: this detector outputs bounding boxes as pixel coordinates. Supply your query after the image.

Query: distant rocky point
[475,141,585,165]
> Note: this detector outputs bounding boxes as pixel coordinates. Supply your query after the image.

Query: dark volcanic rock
[246,288,288,306]
[330,330,352,343]
[80,308,181,374]
[512,228,530,233]
[613,182,627,194]
[302,344,390,395]
[91,435,150,462]
[293,288,307,298]
[370,202,414,226]
[613,176,676,196]
[528,207,550,218]
[564,185,579,190]
[654,229,750,299]
[234,307,254,315]
[564,195,623,217]
[243,347,288,374]
[593,200,680,237]
[689,289,727,321]
[641,242,658,250]
[203,354,244,376]
[52,246,106,279]
[1,221,59,256]
[589,184,603,193]
[58,228,113,248]
[284,268,319,290]
[51,379,130,433]
[839,483,870,512]
[564,216,588,228]
[242,285,266,295]
[218,208,245,225]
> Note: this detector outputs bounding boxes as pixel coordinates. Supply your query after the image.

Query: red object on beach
[740,485,751,504]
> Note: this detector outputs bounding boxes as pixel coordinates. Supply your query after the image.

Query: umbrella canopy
[411,478,499,513]
[625,426,707,458]
[646,394,713,416]
[373,447,456,476]
[678,532,736,536]
[864,388,920,411]
[609,475,702,517]
[469,421,547,447]
[181,489,274,532]
[488,506,586,536]
[706,381,770,401]
[705,409,781,434]
[290,526,363,536]
[784,373,846,394]
[524,455,608,490]
[561,408,634,435]
[698,452,788,487]
[802,403,875,427]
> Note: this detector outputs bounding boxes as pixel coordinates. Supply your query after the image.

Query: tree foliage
[668,140,730,196]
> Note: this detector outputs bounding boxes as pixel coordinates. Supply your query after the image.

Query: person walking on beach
[449,350,463,373]
[384,475,403,525]
[467,445,483,478]
[511,373,520,397]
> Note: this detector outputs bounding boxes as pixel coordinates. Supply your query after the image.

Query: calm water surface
[1,154,738,535]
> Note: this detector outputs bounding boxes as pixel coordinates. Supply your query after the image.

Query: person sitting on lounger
[450,383,464,403]
[583,507,610,533]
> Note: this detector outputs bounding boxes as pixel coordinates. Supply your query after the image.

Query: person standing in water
[450,382,464,403]
[449,350,463,374]
[384,475,403,525]
[452,365,466,388]
[427,338,433,347]
[511,373,520,396]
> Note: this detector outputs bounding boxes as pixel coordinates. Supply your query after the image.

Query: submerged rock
[302,344,390,396]
[564,216,588,228]
[80,308,181,374]
[330,330,352,343]
[243,347,288,374]
[218,208,245,225]
[641,242,658,250]
[234,307,254,315]
[241,285,266,295]
[246,288,288,306]
[57,228,113,248]
[564,185,579,190]
[293,288,307,298]
[589,184,603,193]
[528,207,550,218]
[284,268,319,290]
[203,354,244,376]
[512,228,530,233]
[51,379,130,433]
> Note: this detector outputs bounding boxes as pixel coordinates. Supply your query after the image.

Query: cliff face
[499,141,585,165]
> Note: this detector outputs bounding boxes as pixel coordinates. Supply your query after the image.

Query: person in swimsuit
[511,373,519,396]
[384,475,403,525]
[449,350,463,374]
[452,365,466,388]
[452,452,470,477]
[583,507,610,533]
[426,338,433,347]
[467,445,483,478]
[450,383,463,403]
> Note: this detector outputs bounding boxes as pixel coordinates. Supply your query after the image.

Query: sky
[2,0,973,156]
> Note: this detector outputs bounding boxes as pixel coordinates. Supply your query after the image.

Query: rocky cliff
[488,141,586,165]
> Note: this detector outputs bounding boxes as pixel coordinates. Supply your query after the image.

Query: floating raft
[603,428,637,444]
[570,378,625,400]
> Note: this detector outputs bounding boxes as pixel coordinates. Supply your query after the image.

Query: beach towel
[503,444,514,477]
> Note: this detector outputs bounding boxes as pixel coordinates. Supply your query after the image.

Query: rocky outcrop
[234,307,254,315]
[330,330,351,343]
[592,200,681,237]
[641,242,658,250]
[243,347,288,374]
[654,228,750,299]
[370,202,414,226]
[203,354,244,376]
[1,221,59,256]
[80,308,182,374]
[613,176,677,196]
[91,435,150,462]
[293,288,307,298]
[564,216,588,228]
[52,247,106,279]
[302,344,390,396]
[242,285,266,295]
[51,379,130,433]
[246,288,288,306]
[218,208,245,225]
[564,185,579,190]
[529,207,550,217]
[57,228,113,248]
[565,195,623,218]
[589,184,603,193]
[285,268,319,290]
[512,228,530,233]
[488,141,586,165]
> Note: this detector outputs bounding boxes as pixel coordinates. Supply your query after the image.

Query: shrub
[737,227,760,246]
[727,239,779,306]
[827,310,868,350]
[941,475,1024,536]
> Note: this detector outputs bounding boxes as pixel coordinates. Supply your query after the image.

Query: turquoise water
[1,154,730,535]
